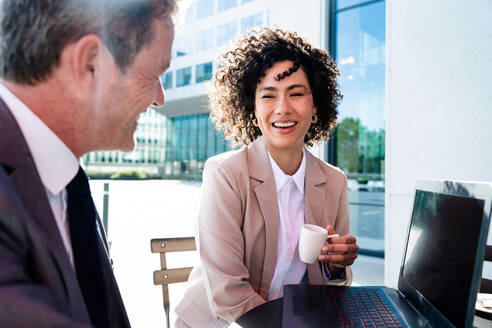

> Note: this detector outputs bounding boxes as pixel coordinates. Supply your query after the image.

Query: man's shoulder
[0,163,31,244]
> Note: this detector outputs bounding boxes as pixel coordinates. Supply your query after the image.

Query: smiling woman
[253,60,317,174]
[175,27,359,328]
[210,27,341,148]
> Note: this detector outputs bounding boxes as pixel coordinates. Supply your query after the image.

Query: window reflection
[196,0,214,20]
[217,21,237,46]
[185,3,195,23]
[174,36,193,57]
[164,114,234,178]
[177,67,192,87]
[218,0,237,12]
[196,28,214,52]
[337,0,368,10]
[334,0,385,256]
[161,72,173,90]
[196,62,213,83]
[241,13,262,34]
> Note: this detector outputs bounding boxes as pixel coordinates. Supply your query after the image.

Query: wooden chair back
[151,237,196,328]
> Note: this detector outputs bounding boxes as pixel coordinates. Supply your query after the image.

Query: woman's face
[254,60,316,156]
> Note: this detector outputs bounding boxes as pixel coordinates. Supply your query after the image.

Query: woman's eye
[290,93,304,97]
[262,95,274,99]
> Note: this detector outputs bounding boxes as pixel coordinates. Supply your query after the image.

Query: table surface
[236,298,282,328]
[236,293,492,328]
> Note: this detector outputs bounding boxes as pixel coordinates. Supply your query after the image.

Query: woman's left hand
[318,225,359,274]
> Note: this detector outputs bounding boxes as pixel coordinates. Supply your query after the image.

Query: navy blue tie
[67,166,109,327]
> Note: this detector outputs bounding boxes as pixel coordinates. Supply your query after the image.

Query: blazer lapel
[0,100,87,318]
[304,150,327,227]
[304,150,330,283]
[248,137,279,298]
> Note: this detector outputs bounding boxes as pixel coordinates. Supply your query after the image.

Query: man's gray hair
[0,0,177,85]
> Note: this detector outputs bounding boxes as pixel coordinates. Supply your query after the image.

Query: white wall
[385,0,492,287]
[268,0,321,47]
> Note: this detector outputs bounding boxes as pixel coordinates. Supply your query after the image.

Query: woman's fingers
[321,243,359,254]
[319,233,359,267]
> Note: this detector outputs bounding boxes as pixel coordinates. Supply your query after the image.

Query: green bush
[110,170,147,180]
[87,171,113,179]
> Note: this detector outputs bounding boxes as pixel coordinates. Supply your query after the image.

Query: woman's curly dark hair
[209,26,342,147]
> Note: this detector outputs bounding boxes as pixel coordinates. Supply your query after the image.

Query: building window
[218,0,237,12]
[241,13,262,34]
[185,2,195,23]
[177,67,192,87]
[196,28,215,52]
[196,0,214,20]
[174,36,193,57]
[196,62,213,83]
[165,113,234,178]
[161,71,173,90]
[337,0,366,10]
[331,0,386,256]
[217,21,237,46]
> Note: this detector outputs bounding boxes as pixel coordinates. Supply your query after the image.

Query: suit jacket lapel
[0,99,87,317]
[248,137,279,298]
[304,150,330,283]
[304,150,327,227]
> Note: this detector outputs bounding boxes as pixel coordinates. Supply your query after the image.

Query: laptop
[282,179,492,328]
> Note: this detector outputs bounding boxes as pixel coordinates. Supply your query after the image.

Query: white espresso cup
[298,224,329,264]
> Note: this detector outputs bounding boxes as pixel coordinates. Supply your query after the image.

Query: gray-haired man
[0,0,176,326]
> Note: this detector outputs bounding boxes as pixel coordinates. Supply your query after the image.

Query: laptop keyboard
[332,287,404,328]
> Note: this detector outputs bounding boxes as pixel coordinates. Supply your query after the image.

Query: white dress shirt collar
[268,148,306,195]
[0,82,79,193]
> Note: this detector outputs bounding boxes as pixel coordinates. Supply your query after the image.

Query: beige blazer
[175,137,352,327]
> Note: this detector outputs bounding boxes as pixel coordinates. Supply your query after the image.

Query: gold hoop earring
[312,114,318,124]
[252,118,259,127]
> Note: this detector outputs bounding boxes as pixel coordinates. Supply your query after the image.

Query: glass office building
[329,0,386,256]
[162,114,233,179]
[82,109,167,174]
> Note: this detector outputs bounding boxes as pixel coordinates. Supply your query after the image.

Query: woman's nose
[274,95,291,114]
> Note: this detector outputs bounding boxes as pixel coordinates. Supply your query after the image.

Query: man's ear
[71,34,103,90]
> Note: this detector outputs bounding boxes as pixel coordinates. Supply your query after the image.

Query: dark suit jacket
[0,99,130,327]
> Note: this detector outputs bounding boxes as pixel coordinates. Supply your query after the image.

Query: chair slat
[151,236,196,328]
[154,267,193,285]
[151,237,196,253]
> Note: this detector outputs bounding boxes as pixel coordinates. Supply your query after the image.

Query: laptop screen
[401,189,485,327]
